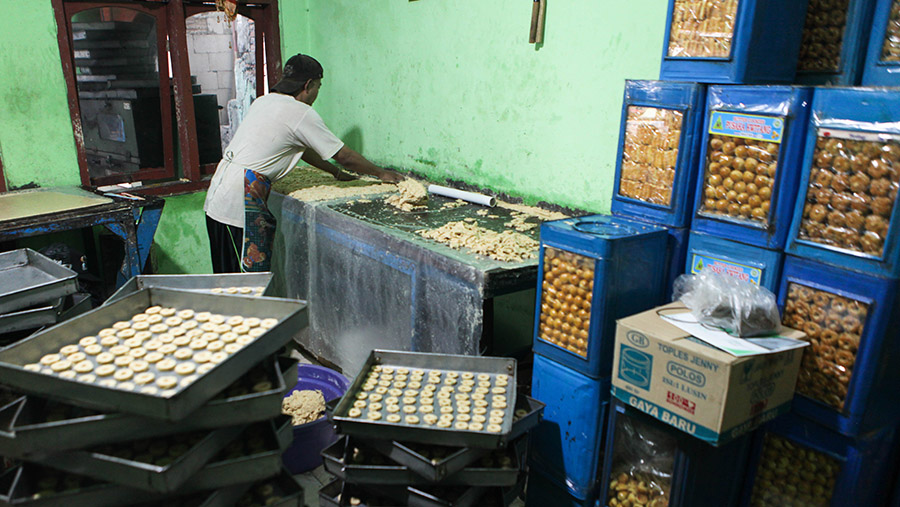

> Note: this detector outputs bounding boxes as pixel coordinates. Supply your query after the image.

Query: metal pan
[318,479,407,507]
[325,436,521,487]
[0,356,296,458]
[0,249,78,314]
[0,298,65,335]
[406,484,487,507]
[508,393,544,442]
[105,273,276,305]
[0,288,307,421]
[34,423,245,493]
[233,469,306,507]
[0,463,247,507]
[332,350,517,449]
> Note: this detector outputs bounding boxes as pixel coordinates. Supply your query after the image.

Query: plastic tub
[281,364,350,474]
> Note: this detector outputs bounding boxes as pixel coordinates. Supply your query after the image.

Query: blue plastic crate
[529,354,610,500]
[777,255,900,436]
[796,0,878,85]
[525,469,599,507]
[533,215,669,378]
[741,413,898,507]
[863,0,900,86]
[612,213,689,302]
[785,87,900,278]
[611,80,706,229]
[691,86,813,250]
[685,231,783,293]
[659,0,808,83]
[598,399,751,507]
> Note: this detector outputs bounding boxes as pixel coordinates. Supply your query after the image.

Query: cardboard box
[610,303,805,446]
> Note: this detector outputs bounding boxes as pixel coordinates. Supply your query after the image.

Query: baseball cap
[271,54,324,95]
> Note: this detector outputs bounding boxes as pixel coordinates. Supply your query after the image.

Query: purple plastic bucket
[281,364,350,474]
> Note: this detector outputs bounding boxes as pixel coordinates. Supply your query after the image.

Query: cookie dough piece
[118,382,135,391]
[177,309,195,320]
[220,332,239,344]
[224,343,243,354]
[131,360,149,373]
[40,353,61,366]
[468,422,484,431]
[209,352,228,363]
[145,352,164,363]
[208,314,226,325]
[186,329,204,339]
[132,321,150,331]
[159,307,176,317]
[140,386,159,395]
[114,355,134,367]
[348,408,362,418]
[114,369,133,381]
[156,376,178,389]
[78,336,98,347]
[172,335,190,347]
[226,316,244,326]
[248,328,266,338]
[157,334,174,344]
[23,363,41,372]
[160,389,177,398]
[129,348,147,359]
[174,348,193,360]
[99,336,119,347]
[369,402,383,411]
[175,363,196,375]
[112,321,131,330]
[419,405,434,413]
[244,317,261,328]
[472,414,486,423]
[84,344,103,356]
[96,364,116,377]
[96,352,115,365]
[164,317,183,327]
[146,305,163,315]
[189,340,209,351]
[158,344,177,355]
[214,324,231,334]
[50,360,72,373]
[146,314,163,324]
[369,393,383,402]
[201,332,219,342]
[67,352,86,363]
[157,359,177,372]
[437,420,452,428]
[353,400,367,409]
[207,341,224,352]
[124,338,143,349]
[386,404,400,413]
[109,345,129,356]
[489,416,504,425]
[487,424,502,433]
[169,327,186,337]
[231,325,249,336]
[98,379,118,388]
[149,324,168,334]
[195,312,211,322]
[386,414,402,423]
[367,411,382,421]
[193,351,212,363]
[197,363,216,374]
[59,345,80,356]
[473,407,487,415]
[200,323,218,333]
[78,373,96,383]
[405,415,420,424]
[98,327,117,337]
[492,387,507,394]
[181,321,198,330]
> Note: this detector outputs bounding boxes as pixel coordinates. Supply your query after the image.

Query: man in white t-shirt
[204,53,402,273]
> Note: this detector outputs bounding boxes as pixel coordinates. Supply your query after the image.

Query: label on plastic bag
[690,254,762,285]
[709,112,784,144]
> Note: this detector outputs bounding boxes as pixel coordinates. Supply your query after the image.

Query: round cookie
[114,369,133,381]
[131,360,149,373]
[79,336,98,347]
[175,363,196,375]
[96,364,116,377]
[156,376,177,389]
[157,359,177,371]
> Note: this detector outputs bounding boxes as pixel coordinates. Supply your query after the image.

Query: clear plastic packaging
[606,412,676,507]
[798,0,850,72]
[782,282,868,411]
[672,269,781,337]
[698,131,781,225]
[667,0,740,58]
[881,0,900,62]
[749,434,841,506]
[797,129,900,258]
[619,106,684,207]
[537,247,594,357]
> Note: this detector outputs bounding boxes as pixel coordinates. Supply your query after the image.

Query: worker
[204,53,402,273]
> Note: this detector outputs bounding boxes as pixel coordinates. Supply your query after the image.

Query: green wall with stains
[151,192,213,274]
[0,0,82,189]
[298,0,669,212]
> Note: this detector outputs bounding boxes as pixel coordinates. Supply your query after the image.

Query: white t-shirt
[204,93,344,227]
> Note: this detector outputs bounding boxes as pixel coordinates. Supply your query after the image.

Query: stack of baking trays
[318,350,545,507]
[0,249,90,346]
[0,285,308,506]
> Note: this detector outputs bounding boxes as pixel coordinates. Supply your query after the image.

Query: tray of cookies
[0,297,65,335]
[234,469,305,507]
[331,350,517,449]
[0,249,78,315]
[105,273,275,306]
[0,288,307,421]
[0,356,296,458]
[33,423,244,493]
[324,436,521,487]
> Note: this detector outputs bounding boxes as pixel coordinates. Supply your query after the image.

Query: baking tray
[233,469,305,507]
[105,273,276,305]
[0,463,250,507]
[0,356,296,458]
[34,423,245,493]
[318,479,406,507]
[0,297,65,335]
[323,436,521,487]
[406,484,487,507]
[364,394,542,482]
[0,249,78,314]
[0,288,307,421]
[332,350,517,449]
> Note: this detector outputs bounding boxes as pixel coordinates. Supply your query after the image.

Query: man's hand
[378,170,404,183]
[334,170,357,181]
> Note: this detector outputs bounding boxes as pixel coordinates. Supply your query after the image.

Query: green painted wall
[0,0,82,189]
[152,192,213,274]
[298,0,669,213]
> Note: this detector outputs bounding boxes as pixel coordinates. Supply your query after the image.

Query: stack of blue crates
[528,216,668,505]
[795,0,878,85]
[863,0,900,85]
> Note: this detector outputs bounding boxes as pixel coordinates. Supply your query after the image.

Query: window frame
[52,0,283,196]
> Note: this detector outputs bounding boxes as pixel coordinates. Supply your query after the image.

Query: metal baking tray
[0,356,296,458]
[332,350,517,449]
[0,288,307,421]
[182,416,292,492]
[233,469,305,507]
[363,394,542,482]
[106,273,275,305]
[34,423,245,493]
[323,436,521,487]
[0,463,249,507]
[406,484,487,507]
[0,249,77,314]
[0,297,64,335]
[318,479,406,507]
